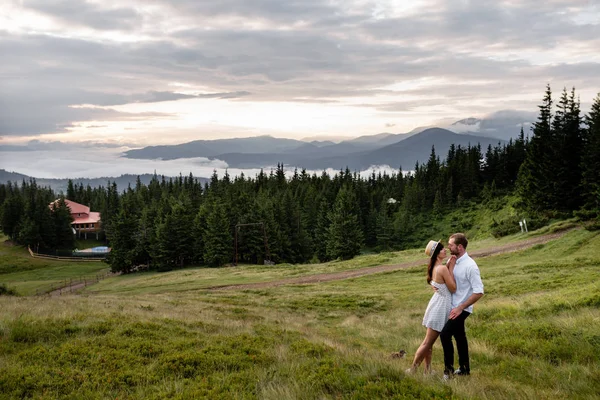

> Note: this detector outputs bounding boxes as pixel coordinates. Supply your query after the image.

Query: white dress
[422,280,452,332]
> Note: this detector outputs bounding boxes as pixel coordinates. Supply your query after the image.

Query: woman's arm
[439,264,457,293]
[446,255,457,274]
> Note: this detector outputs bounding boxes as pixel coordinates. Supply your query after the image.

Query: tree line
[1,86,598,272]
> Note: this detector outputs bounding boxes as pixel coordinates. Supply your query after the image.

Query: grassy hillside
[1,224,599,399]
[0,237,110,295]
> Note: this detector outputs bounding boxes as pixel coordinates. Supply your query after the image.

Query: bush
[0,283,18,296]
[490,216,521,238]
[491,214,550,238]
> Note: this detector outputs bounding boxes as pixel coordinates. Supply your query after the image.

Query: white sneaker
[442,374,452,381]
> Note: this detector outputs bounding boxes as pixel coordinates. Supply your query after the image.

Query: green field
[0,239,111,296]
[1,226,600,399]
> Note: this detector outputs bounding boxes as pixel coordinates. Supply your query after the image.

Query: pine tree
[155,201,194,269]
[106,210,138,273]
[326,186,363,260]
[51,197,75,250]
[580,92,600,217]
[314,198,330,261]
[516,84,556,213]
[376,199,394,251]
[1,187,24,241]
[203,201,233,267]
[67,179,76,200]
[560,88,583,211]
[133,205,157,268]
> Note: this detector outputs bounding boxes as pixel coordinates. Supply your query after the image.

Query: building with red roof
[50,199,102,239]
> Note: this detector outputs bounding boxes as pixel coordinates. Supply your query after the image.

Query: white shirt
[451,252,484,313]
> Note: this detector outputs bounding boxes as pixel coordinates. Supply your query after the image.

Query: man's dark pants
[440,310,471,375]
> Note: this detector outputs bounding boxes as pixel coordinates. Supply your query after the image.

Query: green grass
[0,236,110,295]
[1,226,600,399]
[75,238,107,250]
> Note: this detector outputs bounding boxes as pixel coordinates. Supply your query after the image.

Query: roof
[49,199,100,223]
[73,212,101,224]
[64,199,90,215]
[50,199,90,215]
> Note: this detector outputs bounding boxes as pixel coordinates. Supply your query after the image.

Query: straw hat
[425,240,441,257]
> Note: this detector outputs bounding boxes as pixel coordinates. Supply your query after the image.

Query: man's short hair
[450,233,468,249]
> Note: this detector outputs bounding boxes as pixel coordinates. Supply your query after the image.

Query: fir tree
[51,197,75,250]
[67,179,76,200]
[155,201,194,269]
[203,201,233,267]
[326,186,363,260]
[560,88,583,210]
[314,198,330,262]
[580,92,600,217]
[517,84,556,213]
[376,199,394,251]
[1,188,24,241]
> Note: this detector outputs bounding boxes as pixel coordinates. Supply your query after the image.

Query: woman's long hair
[426,243,444,284]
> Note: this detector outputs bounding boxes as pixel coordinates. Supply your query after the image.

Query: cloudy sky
[1,1,599,159]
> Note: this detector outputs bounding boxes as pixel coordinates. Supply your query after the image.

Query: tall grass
[1,228,599,398]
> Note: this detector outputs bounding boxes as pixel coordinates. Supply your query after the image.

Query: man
[441,233,484,379]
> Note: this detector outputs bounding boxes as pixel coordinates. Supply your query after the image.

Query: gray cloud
[160,0,339,24]
[22,0,142,31]
[1,0,599,139]
[361,1,600,52]
[103,90,251,105]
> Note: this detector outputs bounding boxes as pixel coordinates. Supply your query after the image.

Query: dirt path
[211,230,572,291]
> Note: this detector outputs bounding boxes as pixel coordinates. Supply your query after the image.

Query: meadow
[1,226,599,399]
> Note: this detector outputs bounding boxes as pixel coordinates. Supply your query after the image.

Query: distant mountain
[406,111,534,141]
[124,135,307,160]
[345,132,415,147]
[451,118,482,133]
[178,128,506,170]
[309,140,336,147]
[291,128,507,171]
[357,128,506,170]
[408,125,434,134]
[470,110,535,140]
[121,112,525,170]
[0,169,29,183]
[0,170,209,193]
[373,132,416,147]
[300,135,353,143]
[442,111,535,140]
[348,132,394,144]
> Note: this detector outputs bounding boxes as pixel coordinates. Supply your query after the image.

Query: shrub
[490,216,521,238]
[0,283,18,296]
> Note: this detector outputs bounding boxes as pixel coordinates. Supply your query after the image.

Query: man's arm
[448,293,483,319]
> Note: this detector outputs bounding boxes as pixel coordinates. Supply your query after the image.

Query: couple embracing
[406,233,484,380]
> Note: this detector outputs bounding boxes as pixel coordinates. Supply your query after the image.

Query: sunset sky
[1,1,599,152]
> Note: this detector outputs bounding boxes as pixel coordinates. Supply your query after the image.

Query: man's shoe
[454,368,470,376]
[442,373,452,381]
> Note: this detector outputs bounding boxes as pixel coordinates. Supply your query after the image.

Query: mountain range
[0,111,532,184]
[0,170,209,194]
[124,127,507,170]
[122,111,532,170]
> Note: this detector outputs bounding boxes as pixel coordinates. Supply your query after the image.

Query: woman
[406,240,456,375]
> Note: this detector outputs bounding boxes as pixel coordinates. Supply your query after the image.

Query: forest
[1,85,599,273]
